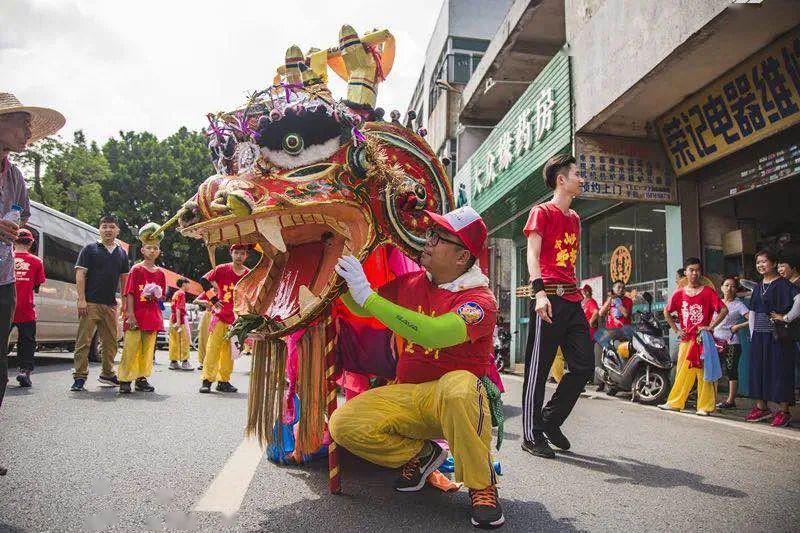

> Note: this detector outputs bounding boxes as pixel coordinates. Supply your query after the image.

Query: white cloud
[1,0,440,143]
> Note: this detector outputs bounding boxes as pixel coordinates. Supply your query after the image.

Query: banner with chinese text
[576,134,677,203]
[452,52,571,220]
[657,27,800,176]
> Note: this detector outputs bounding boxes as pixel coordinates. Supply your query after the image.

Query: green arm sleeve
[340,292,371,317]
[362,293,468,349]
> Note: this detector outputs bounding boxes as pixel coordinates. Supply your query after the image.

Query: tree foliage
[102,127,215,276]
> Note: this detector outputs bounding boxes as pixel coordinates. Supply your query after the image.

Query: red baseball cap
[229,243,252,252]
[424,206,487,258]
[15,228,34,244]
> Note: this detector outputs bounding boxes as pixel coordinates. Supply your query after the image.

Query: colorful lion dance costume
[157,25,454,493]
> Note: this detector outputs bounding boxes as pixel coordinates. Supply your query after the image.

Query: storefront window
[582,203,669,309]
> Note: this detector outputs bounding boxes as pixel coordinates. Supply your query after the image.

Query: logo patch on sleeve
[457,302,485,325]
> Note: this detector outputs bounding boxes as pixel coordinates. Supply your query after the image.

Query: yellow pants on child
[664,341,716,413]
[202,321,233,383]
[197,310,212,365]
[118,330,156,382]
[550,347,566,383]
[168,325,190,362]
[329,369,495,490]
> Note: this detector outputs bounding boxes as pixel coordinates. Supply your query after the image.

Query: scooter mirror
[642,291,653,304]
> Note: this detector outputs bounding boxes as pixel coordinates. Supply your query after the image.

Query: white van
[10,201,122,357]
[10,201,203,360]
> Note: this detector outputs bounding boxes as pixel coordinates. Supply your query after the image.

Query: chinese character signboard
[657,28,800,176]
[575,134,678,203]
[452,52,571,215]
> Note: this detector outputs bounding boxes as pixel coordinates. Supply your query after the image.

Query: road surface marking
[502,373,800,443]
[193,437,263,516]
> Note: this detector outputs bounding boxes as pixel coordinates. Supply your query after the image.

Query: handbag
[773,318,800,342]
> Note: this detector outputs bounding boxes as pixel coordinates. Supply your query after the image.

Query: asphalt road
[1,351,798,532]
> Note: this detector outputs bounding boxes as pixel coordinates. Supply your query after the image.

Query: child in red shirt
[168,278,193,371]
[198,245,251,393]
[11,229,45,387]
[118,240,166,393]
[659,257,727,414]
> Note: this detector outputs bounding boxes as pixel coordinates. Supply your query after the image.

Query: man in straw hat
[0,92,65,475]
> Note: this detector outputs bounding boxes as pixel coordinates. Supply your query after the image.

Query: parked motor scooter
[594,291,673,405]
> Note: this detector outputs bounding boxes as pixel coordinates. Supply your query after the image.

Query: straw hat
[0,92,65,143]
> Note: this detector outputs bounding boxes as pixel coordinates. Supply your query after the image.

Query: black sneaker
[716,400,736,409]
[98,374,119,386]
[469,485,505,529]
[135,378,155,392]
[542,423,571,451]
[393,440,448,492]
[70,378,86,392]
[199,380,212,393]
[216,382,238,393]
[16,372,32,388]
[118,382,132,394]
[521,433,555,459]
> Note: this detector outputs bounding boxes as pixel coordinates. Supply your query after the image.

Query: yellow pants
[197,310,212,364]
[118,330,156,382]
[550,347,566,382]
[168,325,190,362]
[202,321,233,383]
[665,341,716,412]
[329,370,495,490]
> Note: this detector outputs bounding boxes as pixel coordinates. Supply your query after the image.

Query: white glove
[335,255,373,306]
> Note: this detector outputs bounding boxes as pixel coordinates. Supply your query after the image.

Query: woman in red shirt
[581,284,600,339]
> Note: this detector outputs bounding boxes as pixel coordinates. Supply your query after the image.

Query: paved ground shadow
[557,452,747,498]
[251,451,584,532]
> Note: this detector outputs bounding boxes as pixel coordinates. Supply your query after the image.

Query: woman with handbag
[714,276,750,409]
[746,250,800,427]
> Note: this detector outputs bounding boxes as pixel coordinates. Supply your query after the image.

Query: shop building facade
[450,1,800,374]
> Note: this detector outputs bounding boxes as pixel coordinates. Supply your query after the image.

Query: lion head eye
[282,133,304,155]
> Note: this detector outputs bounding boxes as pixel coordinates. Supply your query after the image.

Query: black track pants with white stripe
[522,295,594,442]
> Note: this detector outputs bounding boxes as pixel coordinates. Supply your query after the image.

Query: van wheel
[88,332,101,363]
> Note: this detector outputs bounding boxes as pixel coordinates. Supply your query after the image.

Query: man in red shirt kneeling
[11,229,45,387]
[330,207,505,530]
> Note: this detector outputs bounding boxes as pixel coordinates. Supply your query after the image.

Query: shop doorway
[701,177,800,283]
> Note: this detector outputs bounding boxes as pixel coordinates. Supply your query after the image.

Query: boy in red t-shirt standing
[198,245,251,394]
[11,229,45,387]
[118,235,166,394]
[521,154,594,459]
[168,278,193,371]
[659,257,728,415]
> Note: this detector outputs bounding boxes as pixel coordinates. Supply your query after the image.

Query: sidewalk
[501,368,800,432]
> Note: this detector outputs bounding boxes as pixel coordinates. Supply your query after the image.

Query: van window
[43,234,83,284]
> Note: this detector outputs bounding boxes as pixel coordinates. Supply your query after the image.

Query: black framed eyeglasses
[425,229,464,248]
